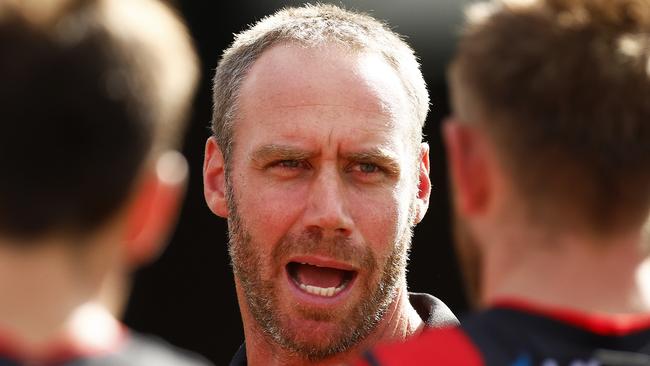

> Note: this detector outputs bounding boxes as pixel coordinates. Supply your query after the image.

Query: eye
[358,163,380,174]
[349,162,384,177]
[277,160,301,168]
[347,161,390,184]
[266,159,310,176]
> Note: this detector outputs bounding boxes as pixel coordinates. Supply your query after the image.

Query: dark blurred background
[123,1,474,365]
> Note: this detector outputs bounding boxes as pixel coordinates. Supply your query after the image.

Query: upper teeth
[301,262,325,268]
[299,283,345,297]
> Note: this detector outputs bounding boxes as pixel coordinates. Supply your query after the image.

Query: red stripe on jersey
[492,297,650,336]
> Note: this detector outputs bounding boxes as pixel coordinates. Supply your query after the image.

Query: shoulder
[409,292,459,328]
[358,326,483,366]
[229,343,247,366]
[79,331,214,366]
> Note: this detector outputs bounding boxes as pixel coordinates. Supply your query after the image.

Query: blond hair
[211,4,428,161]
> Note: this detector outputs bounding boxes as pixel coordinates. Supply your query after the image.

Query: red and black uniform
[361,298,650,366]
[0,329,213,366]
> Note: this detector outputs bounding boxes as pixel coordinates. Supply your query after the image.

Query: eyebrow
[249,144,402,175]
[249,144,314,166]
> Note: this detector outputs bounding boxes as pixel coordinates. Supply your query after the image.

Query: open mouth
[286,262,357,298]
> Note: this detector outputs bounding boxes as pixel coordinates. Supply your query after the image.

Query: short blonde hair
[211,4,429,161]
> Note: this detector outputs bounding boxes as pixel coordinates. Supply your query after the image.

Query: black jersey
[362,298,650,366]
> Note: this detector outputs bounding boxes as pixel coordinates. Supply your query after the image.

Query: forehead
[235,42,413,137]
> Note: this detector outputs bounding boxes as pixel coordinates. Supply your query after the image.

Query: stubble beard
[225,183,414,361]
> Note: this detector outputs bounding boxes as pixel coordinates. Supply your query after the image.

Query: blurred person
[360,0,650,364]
[0,0,211,364]
[202,4,458,366]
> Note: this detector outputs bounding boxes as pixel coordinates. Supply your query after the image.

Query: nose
[303,166,353,237]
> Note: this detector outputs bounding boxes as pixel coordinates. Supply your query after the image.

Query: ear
[442,119,490,217]
[123,151,188,266]
[413,142,431,224]
[203,137,229,218]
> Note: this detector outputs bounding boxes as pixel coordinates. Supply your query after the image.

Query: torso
[363,299,650,366]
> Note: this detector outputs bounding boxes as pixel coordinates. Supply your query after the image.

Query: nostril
[304,225,352,242]
[335,227,351,236]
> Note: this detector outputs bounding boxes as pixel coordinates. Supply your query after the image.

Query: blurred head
[0,0,198,290]
[444,0,650,304]
[204,4,430,361]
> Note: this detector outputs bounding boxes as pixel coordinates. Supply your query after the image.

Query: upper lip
[286,255,358,272]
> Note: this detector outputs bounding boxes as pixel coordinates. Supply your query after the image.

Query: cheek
[348,189,402,252]
[231,173,308,246]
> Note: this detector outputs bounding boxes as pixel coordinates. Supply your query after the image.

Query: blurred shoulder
[359,326,483,366]
[77,331,214,366]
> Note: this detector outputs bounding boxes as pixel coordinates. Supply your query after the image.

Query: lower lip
[284,268,357,306]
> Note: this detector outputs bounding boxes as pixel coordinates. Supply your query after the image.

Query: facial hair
[225,183,413,361]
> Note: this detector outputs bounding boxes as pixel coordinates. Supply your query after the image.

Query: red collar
[492,297,650,336]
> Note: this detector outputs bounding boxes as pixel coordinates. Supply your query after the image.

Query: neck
[0,242,83,349]
[0,300,123,361]
[240,281,423,366]
[0,239,123,359]
[483,227,650,314]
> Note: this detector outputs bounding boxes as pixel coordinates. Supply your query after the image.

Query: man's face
[218,44,426,359]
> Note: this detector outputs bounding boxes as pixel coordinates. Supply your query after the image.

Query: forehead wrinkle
[269,103,393,119]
